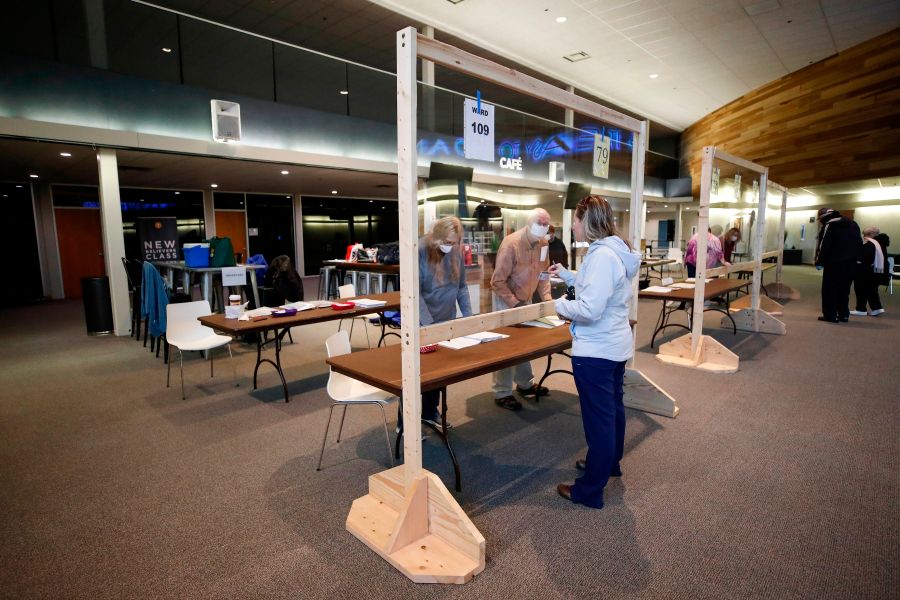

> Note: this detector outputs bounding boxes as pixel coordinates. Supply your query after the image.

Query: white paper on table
[670,282,695,289]
[244,307,273,318]
[281,301,315,311]
[643,286,675,293]
[464,331,510,342]
[684,277,712,283]
[522,316,567,328]
[352,298,388,308]
[437,337,482,350]
[540,246,548,262]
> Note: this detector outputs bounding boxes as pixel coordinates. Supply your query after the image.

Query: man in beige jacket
[490,208,553,410]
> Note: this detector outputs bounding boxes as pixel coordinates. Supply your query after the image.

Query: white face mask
[731,236,738,242]
[439,244,453,254]
[530,223,549,238]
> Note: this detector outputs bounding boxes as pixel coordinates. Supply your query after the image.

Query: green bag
[207,236,236,267]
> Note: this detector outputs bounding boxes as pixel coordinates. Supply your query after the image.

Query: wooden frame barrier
[657,147,786,373]
[345,27,677,585]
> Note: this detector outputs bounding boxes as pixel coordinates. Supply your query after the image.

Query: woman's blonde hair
[426,216,463,283]
[575,195,622,244]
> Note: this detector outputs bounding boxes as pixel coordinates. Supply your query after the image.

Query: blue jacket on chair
[141,262,170,338]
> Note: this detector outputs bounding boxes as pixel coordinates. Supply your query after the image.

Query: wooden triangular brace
[656,333,739,373]
[725,308,786,335]
[624,368,679,418]
[765,282,800,300]
[346,466,485,584]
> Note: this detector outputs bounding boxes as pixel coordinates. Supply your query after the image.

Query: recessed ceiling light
[210,184,218,188]
[558,194,563,198]
[140,198,145,202]
[285,195,291,198]
[60,152,72,157]
[563,51,591,63]
[369,200,374,203]
[625,209,630,212]
[556,16,567,23]
[162,47,172,53]
[664,204,668,207]
[331,190,338,194]
[174,191,180,195]
[280,170,289,175]
[497,189,503,193]
[2,194,7,198]
[15,185,22,188]
[649,73,659,79]
[339,90,349,95]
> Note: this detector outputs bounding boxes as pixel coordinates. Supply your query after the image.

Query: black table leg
[535,352,573,402]
[393,388,462,492]
[252,327,291,402]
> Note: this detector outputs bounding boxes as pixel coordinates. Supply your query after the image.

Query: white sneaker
[849,310,868,316]
[871,308,885,316]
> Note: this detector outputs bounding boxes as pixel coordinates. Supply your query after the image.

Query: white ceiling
[371,0,900,130]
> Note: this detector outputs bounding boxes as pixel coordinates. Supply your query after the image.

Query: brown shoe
[557,483,573,501]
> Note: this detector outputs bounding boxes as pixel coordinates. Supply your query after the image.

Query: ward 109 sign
[464,98,495,162]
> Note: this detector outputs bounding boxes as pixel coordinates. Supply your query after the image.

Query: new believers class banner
[138,217,178,261]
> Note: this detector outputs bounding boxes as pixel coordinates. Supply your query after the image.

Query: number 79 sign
[464,98,495,162]
[592,134,610,179]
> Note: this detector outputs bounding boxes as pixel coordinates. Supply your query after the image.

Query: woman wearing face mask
[413,216,472,428]
[549,195,642,509]
[721,227,742,263]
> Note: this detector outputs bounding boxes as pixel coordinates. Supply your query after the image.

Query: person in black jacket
[851,226,886,316]
[814,208,862,323]
[547,225,569,269]
[266,255,304,305]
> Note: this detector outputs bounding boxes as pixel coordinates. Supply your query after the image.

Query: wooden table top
[641,258,676,267]
[323,260,400,274]
[327,325,573,395]
[198,291,401,335]
[638,277,748,301]
[733,263,777,272]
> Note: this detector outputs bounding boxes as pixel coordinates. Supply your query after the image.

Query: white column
[32,183,64,299]
[293,194,305,276]
[675,203,683,250]
[97,148,130,336]
[202,188,216,238]
[562,85,574,265]
[422,25,436,132]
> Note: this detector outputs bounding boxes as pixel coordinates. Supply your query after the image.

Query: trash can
[81,277,114,336]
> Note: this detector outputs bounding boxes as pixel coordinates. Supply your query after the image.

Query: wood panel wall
[680,28,900,195]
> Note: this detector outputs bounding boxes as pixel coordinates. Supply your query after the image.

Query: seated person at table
[549,195,641,509]
[413,216,472,429]
[265,255,304,305]
[684,228,729,278]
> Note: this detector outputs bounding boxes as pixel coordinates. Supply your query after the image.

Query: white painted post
[675,203,683,251]
[775,189,787,285]
[692,147,714,357]
[750,171,768,313]
[628,121,648,323]
[397,27,423,486]
[203,188,216,238]
[293,194,305,276]
[97,148,130,336]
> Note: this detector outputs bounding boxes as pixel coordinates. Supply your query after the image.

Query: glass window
[274,45,348,115]
[246,194,294,266]
[104,0,180,83]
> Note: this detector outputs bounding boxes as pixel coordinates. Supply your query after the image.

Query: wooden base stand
[624,368,679,418]
[724,308,786,335]
[346,466,485,584]
[656,333,739,373]
[729,294,784,315]
[765,282,800,301]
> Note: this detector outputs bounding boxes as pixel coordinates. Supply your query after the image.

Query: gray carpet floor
[0,266,897,599]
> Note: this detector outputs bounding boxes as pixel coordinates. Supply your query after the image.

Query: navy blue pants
[570,356,626,509]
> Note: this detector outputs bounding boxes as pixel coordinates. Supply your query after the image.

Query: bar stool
[318,266,338,300]
[343,270,361,295]
[369,273,387,294]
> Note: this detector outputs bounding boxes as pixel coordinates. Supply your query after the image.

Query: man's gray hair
[863,226,880,237]
[527,208,551,226]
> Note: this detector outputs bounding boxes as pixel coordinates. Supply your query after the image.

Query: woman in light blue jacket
[549,195,641,509]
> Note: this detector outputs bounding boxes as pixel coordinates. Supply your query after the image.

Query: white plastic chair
[665,247,684,278]
[337,283,371,347]
[316,331,396,471]
[165,301,235,399]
